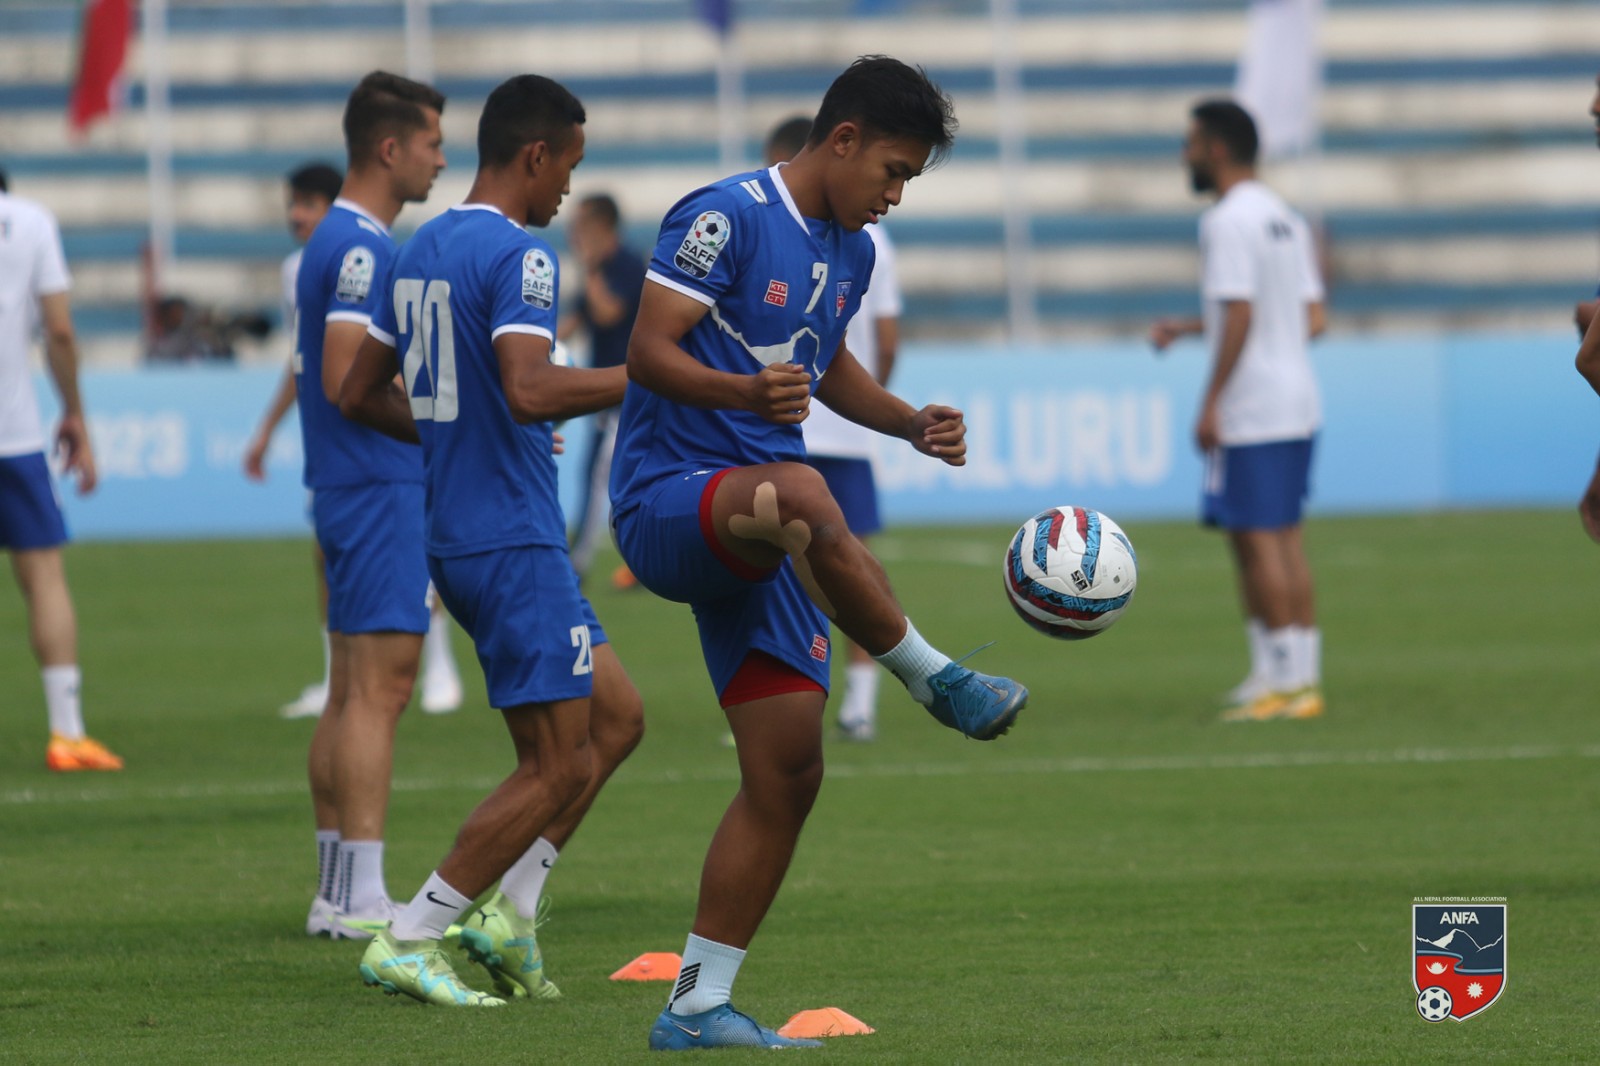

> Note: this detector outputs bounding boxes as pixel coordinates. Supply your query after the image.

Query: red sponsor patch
[809,634,829,661]
[765,280,789,306]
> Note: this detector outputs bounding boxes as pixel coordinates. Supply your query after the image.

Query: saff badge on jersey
[835,280,852,316]
[674,210,730,279]
[336,246,376,303]
[522,248,556,309]
[1413,901,1506,1022]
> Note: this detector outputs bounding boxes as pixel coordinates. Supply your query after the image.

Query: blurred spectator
[144,295,269,364]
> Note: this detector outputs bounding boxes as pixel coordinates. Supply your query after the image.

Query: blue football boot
[925,659,1028,740]
[649,1003,823,1051]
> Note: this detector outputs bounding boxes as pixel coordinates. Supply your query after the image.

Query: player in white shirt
[766,115,903,741]
[0,170,122,771]
[242,162,463,720]
[1149,100,1328,722]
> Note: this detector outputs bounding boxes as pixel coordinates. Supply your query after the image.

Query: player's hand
[1149,319,1186,353]
[1193,403,1221,453]
[745,363,812,424]
[1580,473,1600,543]
[552,431,566,456]
[54,413,97,495]
[243,432,270,481]
[908,404,966,467]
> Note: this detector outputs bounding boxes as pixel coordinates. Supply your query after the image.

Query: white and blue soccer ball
[1003,506,1137,640]
[1417,985,1452,1022]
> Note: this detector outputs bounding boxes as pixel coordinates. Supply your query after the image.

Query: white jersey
[803,223,902,460]
[1199,180,1324,446]
[0,192,72,457]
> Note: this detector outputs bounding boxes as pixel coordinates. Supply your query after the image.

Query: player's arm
[244,363,297,481]
[1580,452,1600,544]
[1307,301,1328,339]
[1195,299,1252,452]
[1577,300,1598,339]
[319,319,372,405]
[1577,308,1600,399]
[497,332,627,424]
[627,280,812,423]
[815,342,965,467]
[38,290,96,494]
[339,333,418,444]
[874,313,900,386]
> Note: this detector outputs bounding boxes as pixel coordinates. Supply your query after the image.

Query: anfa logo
[522,248,556,309]
[336,246,376,303]
[1413,903,1506,1021]
[674,210,730,280]
[835,280,852,316]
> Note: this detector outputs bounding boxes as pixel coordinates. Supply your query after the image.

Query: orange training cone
[609,952,683,981]
[778,1007,875,1039]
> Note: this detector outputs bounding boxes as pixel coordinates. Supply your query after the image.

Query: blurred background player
[1148,99,1327,723]
[0,168,121,772]
[1573,72,1600,542]
[556,192,645,587]
[341,73,643,1007]
[611,57,1026,1050]
[244,163,463,720]
[1574,73,1600,340]
[765,114,903,743]
[293,72,446,938]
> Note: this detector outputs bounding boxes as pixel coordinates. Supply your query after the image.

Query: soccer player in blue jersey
[611,56,1029,1051]
[340,74,644,1007]
[294,71,446,940]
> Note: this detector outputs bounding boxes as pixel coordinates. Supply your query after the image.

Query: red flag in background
[68,0,134,134]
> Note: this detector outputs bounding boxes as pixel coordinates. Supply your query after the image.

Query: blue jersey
[368,204,567,558]
[295,200,421,489]
[609,166,875,515]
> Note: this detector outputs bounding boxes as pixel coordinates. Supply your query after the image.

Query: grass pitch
[2,511,1597,1063]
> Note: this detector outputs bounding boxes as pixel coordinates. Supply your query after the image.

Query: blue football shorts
[312,481,431,635]
[804,455,882,536]
[612,467,832,701]
[1202,437,1315,532]
[0,452,68,551]
[428,544,607,709]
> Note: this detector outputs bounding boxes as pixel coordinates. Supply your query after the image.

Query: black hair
[342,71,446,166]
[477,74,587,168]
[579,193,620,229]
[287,161,342,202]
[810,56,957,168]
[1191,99,1259,166]
[0,167,8,193]
[765,115,813,162]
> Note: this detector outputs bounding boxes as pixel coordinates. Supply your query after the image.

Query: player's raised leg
[649,681,825,1051]
[705,462,1026,740]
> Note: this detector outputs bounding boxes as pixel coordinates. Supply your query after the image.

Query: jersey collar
[451,202,530,229]
[769,164,810,234]
[332,197,391,237]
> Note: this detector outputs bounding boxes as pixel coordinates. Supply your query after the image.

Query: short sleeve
[862,227,902,319]
[326,237,390,325]
[366,255,399,347]
[32,209,71,298]
[489,237,559,344]
[645,187,743,307]
[1201,211,1257,303]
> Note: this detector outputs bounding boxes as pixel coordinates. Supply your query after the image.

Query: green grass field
[3,511,1597,1063]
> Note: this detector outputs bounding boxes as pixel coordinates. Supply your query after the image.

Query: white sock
[315,829,341,903]
[499,837,558,919]
[338,840,388,914]
[318,626,331,689]
[1264,627,1295,693]
[1298,625,1321,688]
[872,619,951,705]
[840,662,880,726]
[1245,619,1267,683]
[422,611,459,687]
[43,665,85,740]
[668,934,746,1016]
[391,872,471,942]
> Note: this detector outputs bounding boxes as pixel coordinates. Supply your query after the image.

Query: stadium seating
[0,0,1595,363]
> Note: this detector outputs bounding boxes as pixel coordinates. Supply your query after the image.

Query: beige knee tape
[726,481,837,618]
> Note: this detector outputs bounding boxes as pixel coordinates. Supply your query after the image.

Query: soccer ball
[1417,986,1452,1022]
[1003,506,1137,640]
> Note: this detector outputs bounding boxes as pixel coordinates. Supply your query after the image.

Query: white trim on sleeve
[491,323,555,342]
[326,310,373,325]
[645,269,714,307]
[366,324,396,346]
